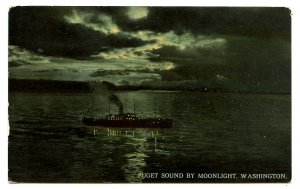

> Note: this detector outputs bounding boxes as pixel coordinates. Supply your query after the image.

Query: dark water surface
[8,92,291,183]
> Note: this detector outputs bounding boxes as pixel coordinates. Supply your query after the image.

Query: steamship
[82,98,173,128]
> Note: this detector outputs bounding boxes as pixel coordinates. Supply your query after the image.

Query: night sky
[9,7,291,93]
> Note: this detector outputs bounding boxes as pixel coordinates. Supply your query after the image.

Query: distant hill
[8,79,224,93]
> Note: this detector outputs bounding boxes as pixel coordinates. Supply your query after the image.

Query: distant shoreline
[8,79,291,95]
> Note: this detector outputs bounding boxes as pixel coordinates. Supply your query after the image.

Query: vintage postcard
[8,7,291,183]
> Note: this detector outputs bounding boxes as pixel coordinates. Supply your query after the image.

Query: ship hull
[82,117,172,128]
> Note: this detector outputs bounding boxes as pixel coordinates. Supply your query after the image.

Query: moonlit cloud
[9,46,51,67]
[64,9,120,34]
[9,7,291,93]
[94,30,227,66]
[129,31,226,50]
[9,45,174,85]
[126,7,149,20]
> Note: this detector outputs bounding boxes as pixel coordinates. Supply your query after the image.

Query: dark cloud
[25,7,290,41]
[89,67,161,78]
[149,44,226,83]
[8,6,291,93]
[148,36,291,93]
[34,69,60,72]
[89,69,130,77]
[9,7,148,58]
[149,45,225,64]
[9,61,26,67]
[114,7,290,41]
[9,7,290,59]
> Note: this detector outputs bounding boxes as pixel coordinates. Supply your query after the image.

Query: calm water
[8,92,291,183]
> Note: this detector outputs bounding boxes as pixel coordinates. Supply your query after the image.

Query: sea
[8,91,291,183]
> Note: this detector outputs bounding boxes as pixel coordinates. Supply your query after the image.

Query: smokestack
[109,94,123,115]
[89,81,124,115]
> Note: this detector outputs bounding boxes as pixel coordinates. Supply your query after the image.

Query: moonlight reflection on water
[8,92,291,183]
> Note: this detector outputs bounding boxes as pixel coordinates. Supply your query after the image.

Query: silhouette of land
[8,79,290,95]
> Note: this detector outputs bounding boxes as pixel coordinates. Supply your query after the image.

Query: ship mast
[133,98,136,114]
[90,81,96,116]
[91,94,94,116]
[90,84,95,116]
[109,102,111,115]
[154,97,157,118]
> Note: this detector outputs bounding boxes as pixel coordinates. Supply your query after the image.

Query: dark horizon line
[8,78,291,95]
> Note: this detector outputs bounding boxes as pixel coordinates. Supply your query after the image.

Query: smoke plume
[89,81,124,114]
